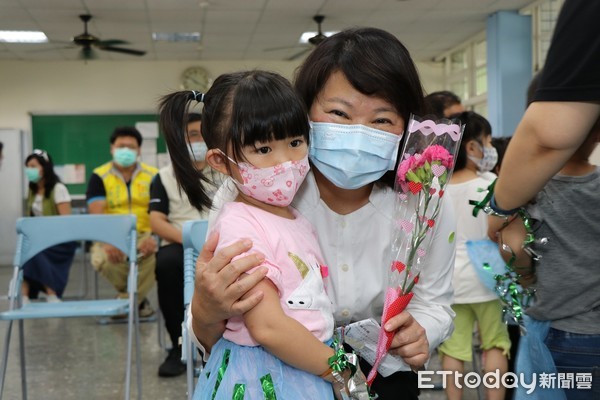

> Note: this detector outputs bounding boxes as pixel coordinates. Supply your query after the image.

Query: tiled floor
[0,256,476,399]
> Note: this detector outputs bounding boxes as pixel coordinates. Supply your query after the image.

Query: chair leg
[0,320,14,399]
[18,320,27,400]
[134,296,142,400]
[125,294,134,400]
[186,339,194,400]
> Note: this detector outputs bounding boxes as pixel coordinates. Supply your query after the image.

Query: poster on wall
[136,121,158,167]
[55,164,86,184]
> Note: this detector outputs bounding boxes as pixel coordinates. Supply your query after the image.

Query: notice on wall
[135,121,159,139]
[55,164,86,184]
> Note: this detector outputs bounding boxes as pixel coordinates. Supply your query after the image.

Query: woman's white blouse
[192,171,456,371]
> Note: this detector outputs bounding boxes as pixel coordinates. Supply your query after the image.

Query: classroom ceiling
[0,0,536,63]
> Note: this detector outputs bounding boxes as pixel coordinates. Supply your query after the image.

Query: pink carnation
[397,153,424,183]
[421,145,454,168]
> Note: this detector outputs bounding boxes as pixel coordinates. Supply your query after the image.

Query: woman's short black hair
[294,27,426,188]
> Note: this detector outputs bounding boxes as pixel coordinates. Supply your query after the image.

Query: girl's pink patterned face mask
[232,154,310,207]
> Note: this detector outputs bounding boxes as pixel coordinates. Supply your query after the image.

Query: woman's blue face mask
[25,167,41,183]
[308,122,402,190]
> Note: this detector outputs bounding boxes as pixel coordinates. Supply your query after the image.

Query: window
[436,0,564,115]
[527,0,564,71]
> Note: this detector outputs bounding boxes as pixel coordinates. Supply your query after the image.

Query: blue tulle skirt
[194,338,334,400]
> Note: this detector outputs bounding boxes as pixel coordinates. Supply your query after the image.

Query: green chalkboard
[31,114,166,196]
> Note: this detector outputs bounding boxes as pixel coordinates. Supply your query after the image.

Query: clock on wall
[180,66,211,92]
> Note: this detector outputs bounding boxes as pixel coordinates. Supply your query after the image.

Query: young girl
[159,71,355,399]
[22,149,77,302]
[440,111,510,400]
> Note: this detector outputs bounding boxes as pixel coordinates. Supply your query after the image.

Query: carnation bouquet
[366,115,464,385]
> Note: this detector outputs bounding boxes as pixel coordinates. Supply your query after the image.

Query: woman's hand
[384,311,429,371]
[191,232,268,348]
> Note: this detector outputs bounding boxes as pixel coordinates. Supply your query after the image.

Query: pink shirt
[212,202,334,346]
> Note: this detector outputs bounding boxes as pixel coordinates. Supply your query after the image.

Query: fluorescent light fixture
[152,32,201,42]
[0,30,48,43]
[299,31,338,44]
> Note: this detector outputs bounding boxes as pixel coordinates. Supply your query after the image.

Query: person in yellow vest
[22,149,77,303]
[86,127,158,317]
[149,113,225,377]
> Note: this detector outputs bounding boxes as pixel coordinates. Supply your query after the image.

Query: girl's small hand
[193,232,268,325]
[384,311,429,371]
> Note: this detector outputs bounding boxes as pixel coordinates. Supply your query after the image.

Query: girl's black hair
[449,111,492,170]
[25,150,61,199]
[159,70,310,212]
[294,27,426,188]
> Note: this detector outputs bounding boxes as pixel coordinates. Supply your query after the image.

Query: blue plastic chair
[0,215,142,400]
[181,219,209,400]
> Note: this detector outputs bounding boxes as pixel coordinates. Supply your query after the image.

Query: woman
[22,149,77,302]
[183,28,456,399]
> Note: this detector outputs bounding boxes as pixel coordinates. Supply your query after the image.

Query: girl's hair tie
[190,90,205,103]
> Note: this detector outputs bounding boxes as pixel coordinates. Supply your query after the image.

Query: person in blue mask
[22,149,77,303]
[149,113,225,377]
[167,28,456,399]
[86,126,158,318]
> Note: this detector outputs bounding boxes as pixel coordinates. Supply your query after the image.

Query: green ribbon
[468,179,539,330]
[260,374,277,400]
[328,336,357,377]
[211,349,231,400]
[232,383,245,400]
[469,179,497,217]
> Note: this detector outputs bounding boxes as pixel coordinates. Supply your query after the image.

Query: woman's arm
[190,233,268,351]
[243,279,334,375]
[54,183,72,215]
[56,201,71,215]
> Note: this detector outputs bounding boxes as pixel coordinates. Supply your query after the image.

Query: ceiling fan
[265,15,329,61]
[70,14,146,60]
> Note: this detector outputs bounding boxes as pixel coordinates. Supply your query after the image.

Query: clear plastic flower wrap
[366,114,464,385]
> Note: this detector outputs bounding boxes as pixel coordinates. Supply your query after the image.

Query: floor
[0,252,479,400]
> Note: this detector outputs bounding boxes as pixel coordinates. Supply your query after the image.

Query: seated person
[86,126,158,317]
[150,112,224,377]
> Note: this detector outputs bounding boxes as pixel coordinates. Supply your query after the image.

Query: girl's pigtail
[159,91,212,212]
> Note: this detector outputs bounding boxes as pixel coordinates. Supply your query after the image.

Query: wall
[0,59,444,134]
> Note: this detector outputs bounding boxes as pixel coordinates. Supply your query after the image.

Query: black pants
[155,243,185,347]
[345,343,420,399]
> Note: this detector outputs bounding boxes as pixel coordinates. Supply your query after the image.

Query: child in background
[440,111,511,400]
[159,71,357,399]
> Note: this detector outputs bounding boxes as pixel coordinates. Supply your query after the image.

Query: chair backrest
[14,214,137,268]
[182,220,209,307]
